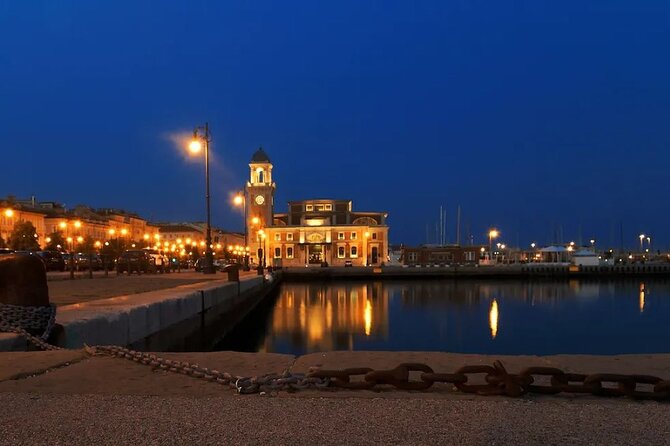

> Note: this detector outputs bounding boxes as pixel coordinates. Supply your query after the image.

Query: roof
[540,246,568,253]
[251,147,271,163]
[158,225,203,233]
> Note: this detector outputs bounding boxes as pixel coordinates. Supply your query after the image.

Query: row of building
[0,196,244,254]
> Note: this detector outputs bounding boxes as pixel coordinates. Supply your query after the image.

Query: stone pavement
[45,270,257,305]
[1,350,669,444]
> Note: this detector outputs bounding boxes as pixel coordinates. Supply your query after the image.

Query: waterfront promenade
[1,350,669,445]
[2,271,670,444]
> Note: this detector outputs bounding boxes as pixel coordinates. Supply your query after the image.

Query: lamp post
[189,123,215,274]
[488,229,499,262]
[233,192,249,270]
[258,230,267,268]
[639,234,645,253]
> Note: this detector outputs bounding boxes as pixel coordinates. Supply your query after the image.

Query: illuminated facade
[1,197,160,250]
[245,148,390,266]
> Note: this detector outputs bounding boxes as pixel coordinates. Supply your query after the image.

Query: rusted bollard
[0,254,53,341]
[0,254,49,307]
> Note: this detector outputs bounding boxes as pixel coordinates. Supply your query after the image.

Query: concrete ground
[1,350,669,445]
[45,270,259,305]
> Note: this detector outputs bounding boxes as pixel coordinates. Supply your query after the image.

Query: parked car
[75,253,103,271]
[194,257,222,272]
[143,248,169,273]
[0,248,14,255]
[344,260,353,267]
[62,253,73,268]
[116,250,152,274]
[36,250,66,271]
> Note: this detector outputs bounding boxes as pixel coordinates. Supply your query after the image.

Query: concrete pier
[1,273,278,351]
[282,263,670,280]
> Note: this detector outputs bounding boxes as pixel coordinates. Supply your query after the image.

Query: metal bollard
[0,254,49,307]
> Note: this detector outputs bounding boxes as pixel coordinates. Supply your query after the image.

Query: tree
[100,238,127,270]
[45,231,66,251]
[9,221,40,251]
[78,235,96,254]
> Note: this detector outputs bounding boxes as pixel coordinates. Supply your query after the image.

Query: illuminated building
[245,148,389,266]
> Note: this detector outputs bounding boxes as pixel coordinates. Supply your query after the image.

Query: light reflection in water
[267,282,389,352]
[364,299,372,336]
[489,299,499,339]
[218,279,670,355]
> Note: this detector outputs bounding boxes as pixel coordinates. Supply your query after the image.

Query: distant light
[4,209,13,217]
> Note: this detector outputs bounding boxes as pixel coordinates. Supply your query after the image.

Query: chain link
[0,303,61,350]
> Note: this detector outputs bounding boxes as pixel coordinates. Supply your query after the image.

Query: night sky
[1,1,669,249]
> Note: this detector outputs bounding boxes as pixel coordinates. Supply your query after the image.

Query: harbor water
[216,279,670,355]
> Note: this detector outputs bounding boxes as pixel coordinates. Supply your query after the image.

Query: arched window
[352,217,378,226]
[257,169,265,184]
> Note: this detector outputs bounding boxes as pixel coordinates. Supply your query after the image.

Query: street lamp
[233,191,249,270]
[189,122,215,274]
[488,229,499,260]
[258,230,267,268]
[639,234,645,252]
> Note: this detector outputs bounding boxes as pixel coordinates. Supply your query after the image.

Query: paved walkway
[1,350,669,444]
[45,270,258,305]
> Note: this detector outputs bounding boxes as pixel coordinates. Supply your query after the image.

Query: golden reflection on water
[489,299,499,339]
[268,282,389,351]
[364,299,372,336]
[639,282,645,313]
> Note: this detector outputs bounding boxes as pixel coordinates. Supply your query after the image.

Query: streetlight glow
[189,139,202,154]
[4,209,13,218]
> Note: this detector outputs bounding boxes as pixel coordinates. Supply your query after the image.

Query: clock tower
[246,147,276,262]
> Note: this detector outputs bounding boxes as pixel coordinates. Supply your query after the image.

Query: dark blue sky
[1,1,669,248]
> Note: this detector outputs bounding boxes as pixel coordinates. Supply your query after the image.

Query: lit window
[338,232,344,240]
[274,247,281,258]
[316,204,324,211]
[338,246,345,258]
[325,204,332,211]
[372,232,377,240]
[286,247,294,258]
[351,232,357,240]
[350,246,358,258]
[274,233,281,241]
[287,233,294,241]
[306,205,313,211]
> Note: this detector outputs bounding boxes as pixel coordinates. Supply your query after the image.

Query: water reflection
[265,282,389,353]
[219,279,670,355]
[489,299,499,339]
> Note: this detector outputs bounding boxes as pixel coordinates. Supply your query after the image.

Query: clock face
[255,195,265,205]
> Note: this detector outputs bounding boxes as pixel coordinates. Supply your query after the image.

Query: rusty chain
[0,303,61,351]
[2,306,670,400]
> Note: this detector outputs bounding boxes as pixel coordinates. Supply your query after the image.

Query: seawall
[1,273,280,351]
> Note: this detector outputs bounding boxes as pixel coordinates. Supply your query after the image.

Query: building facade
[400,244,486,266]
[244,148,389,267]
[156,223,244,257]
